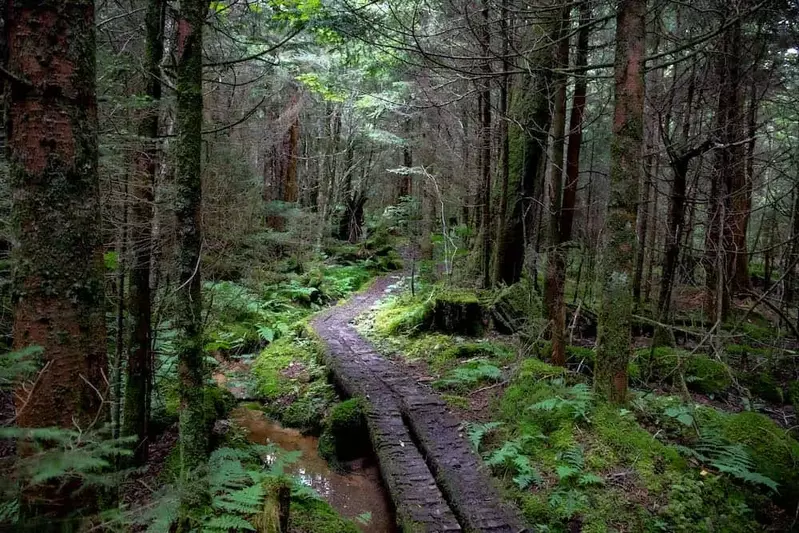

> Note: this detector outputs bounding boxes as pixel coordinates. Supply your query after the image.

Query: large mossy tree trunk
[175,0,208,471]
[124,0,165,466]
[494,9,559,286]
[6,0,107,521]
[595,0,645,403]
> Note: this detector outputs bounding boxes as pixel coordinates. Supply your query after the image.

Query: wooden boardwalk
[312,274,527,533]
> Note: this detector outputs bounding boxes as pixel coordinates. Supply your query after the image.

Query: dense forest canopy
[3,0,799,531]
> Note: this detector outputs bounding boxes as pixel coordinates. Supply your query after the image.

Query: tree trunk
[479,0,492,289]
[175,0,208,470]
[7,0,107,521]
[544,5,571,366]
[595,0,645,403]
[705,17,745,321]
[494,0,510,287]
[124,0,165,466]
[495,13,559,286]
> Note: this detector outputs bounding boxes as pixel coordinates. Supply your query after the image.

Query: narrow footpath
[311,273,526,533]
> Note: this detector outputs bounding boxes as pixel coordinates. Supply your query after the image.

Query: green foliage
[742,371,784,403]
[466,421,503,452]
[319,398,369,462]
[252,337,308,399]
[441,341,515,362]
[697,409,799,503]
[487,279,542,334]
[138,444,312,532]
[0,425,135,526]
[530,381,594,423]
[647,348,732,394]
[484,433,544,490]
[0,346,42,388]
[677,429,778,492]
[789,380,799,410]
[433,359,502,392]
[373,295,433,336]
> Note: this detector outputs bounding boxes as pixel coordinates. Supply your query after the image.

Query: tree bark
[544,4,571,366]
[495,12,559,286]
[175,0,208,470]
[479,0,492,288]
[7,0,107,521]
[595,0,645,403]
[124,0,165,466]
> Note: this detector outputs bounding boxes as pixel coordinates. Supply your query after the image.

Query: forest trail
[311,273,526,533]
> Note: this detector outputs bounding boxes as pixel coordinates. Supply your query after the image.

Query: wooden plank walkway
[312,274,527,533]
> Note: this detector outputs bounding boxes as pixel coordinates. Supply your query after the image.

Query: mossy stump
[319,399,370,462]
[431,292,485,336]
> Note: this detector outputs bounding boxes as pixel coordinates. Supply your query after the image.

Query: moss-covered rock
[687,356,732,394]
[319,398,370,462]
[648,348,732,394]
[699,409,799,506]
[788,381,799,410]
[430,290,486,336]
[743,372,784,404]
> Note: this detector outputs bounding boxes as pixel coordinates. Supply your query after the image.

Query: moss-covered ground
[357,277,799,532]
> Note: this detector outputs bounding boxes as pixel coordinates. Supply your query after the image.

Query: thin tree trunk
[124,0,165,466]
[7,0,107,521]
[544,4,571,366]
[479,0,492,288]
[596,0,645,403]
[175,0,208,470]
[494,0,511,285]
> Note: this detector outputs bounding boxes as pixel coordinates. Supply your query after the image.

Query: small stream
[231,407,398,533]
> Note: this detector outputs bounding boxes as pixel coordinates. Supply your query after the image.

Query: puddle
[231,407,398,533]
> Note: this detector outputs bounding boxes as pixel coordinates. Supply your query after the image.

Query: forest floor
[311,272,525,532]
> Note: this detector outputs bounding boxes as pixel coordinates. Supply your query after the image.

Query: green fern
[678,429,778,492]
[465,421,503,452]
[485,433,544,489]
[433,360,502,391]
[529,381,593,422]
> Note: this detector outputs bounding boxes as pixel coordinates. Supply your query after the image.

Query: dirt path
[312,273,526,533]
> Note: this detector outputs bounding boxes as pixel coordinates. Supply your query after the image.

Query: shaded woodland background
[3,0,799,531]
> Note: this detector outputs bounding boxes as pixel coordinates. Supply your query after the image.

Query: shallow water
[231,407,398,533]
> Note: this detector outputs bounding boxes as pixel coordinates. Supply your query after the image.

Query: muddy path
[311,273,526,533]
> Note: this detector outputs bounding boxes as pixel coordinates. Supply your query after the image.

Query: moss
[743,372,784,404]
[278,381,336,435]
[518,357,567,380]
[648,348,732,394]
[490,279,541,333]
[318,398,370,462]
[290,497,360,533]
[373,297,433,336]
[686,356,732,394]
[252,338,307,399]
[441,394,469,409]
[430,290,486,336]
[441,341,515,362]
[700,409,799,504]
[788,381,799,410]
[204,385,237,424]
[500,362,573,432]
[593,404,685,492]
